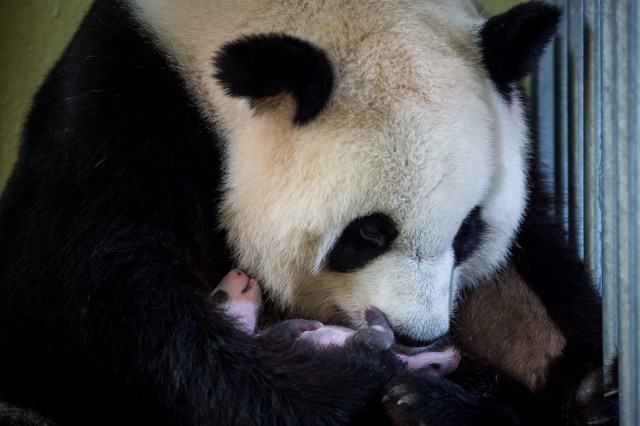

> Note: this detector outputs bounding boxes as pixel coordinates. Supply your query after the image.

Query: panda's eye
[326,213,398,273]
[453,206,485,265]
[359,223,388,247]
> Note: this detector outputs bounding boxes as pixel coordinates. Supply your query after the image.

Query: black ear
[213,34,334,125]
[479,1,561,100]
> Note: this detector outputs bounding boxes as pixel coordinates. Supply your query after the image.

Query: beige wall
[0,0,520,192]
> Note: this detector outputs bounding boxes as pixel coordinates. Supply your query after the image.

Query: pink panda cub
[212,269,460,376]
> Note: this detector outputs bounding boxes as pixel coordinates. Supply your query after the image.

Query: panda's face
[220,79,525,342]
[129,0,528,342]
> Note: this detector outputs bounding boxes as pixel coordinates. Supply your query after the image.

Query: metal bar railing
[534,1,639,424]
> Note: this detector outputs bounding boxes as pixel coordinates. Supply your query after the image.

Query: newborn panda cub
[212,270,460,376]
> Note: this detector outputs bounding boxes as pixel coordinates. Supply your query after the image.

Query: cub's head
[130,0,560,343]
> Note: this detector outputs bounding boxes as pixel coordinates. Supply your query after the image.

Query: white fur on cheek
[457,90,529,288]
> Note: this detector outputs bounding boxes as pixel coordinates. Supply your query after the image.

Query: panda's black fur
[214,34,335,125]
[0,0,617,425]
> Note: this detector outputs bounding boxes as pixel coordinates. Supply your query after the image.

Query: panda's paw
[575,365,619,425]
[382,376,508,426]
[383,376,452,426]
[383,380,424,425]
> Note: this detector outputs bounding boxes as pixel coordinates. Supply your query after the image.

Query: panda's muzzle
[393,333,453,355]
[393,332,440,352]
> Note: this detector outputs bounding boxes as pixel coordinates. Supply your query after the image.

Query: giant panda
[0,0,616,425]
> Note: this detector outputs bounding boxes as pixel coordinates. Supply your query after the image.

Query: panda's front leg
[382,375,521,426]
[382,353,546,426]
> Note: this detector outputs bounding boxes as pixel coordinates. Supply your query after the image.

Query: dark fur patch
[210,289,230,305]
[453,206,485,265]
[214,34,334,125]
[326,213,398,273]
[0,402,54,426]
[479,1,561,100]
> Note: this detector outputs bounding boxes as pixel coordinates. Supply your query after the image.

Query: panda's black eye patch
[326,213,398,273]
[359,222,388,247]
[453,206,485,265]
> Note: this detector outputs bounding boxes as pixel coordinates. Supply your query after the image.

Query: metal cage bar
[534,0,639,424]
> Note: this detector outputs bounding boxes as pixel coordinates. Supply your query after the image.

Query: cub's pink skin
[212,270,460,377]
[395,348,461,376]
[213,269,261,334]
[297,325,354,346]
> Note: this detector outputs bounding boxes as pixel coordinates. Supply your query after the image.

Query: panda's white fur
[126,0,528,341]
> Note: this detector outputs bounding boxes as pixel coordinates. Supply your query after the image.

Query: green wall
[476,0,525,14]
[0,0,91,192]
[0,0,519,193]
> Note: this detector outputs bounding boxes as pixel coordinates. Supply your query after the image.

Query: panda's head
[129,0,560,343]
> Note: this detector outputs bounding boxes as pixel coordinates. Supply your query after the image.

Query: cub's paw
[349,306,394,351]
